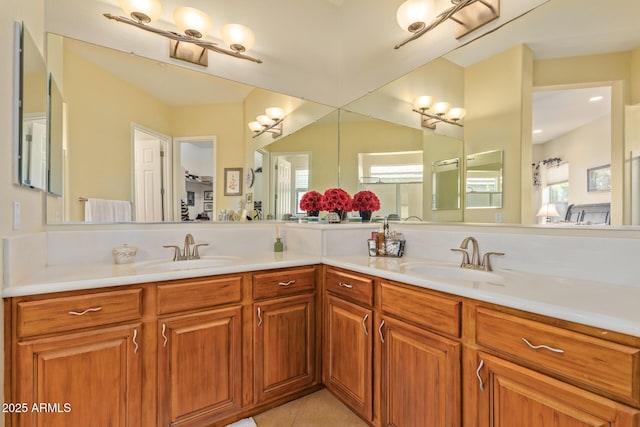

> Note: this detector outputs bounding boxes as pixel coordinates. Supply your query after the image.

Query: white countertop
[4,252,639,337]
[323,255,640,337]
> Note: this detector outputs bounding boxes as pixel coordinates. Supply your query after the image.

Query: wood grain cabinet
[253,267,317,404]
[156,276,243,427]
[471,306,640,427]
[8,289,143,427]
[323,268,374,421]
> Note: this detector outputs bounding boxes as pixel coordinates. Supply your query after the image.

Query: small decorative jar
[112,244,137,264]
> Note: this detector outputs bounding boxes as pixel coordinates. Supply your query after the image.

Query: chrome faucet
[451,236,504,271]
[163,233,208,261]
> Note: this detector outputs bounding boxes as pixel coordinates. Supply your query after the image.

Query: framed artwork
[245,193,253,204]
[203,202,213,212]
[203,190,213,201]
[224,167,243,196]
[587,164,611,192]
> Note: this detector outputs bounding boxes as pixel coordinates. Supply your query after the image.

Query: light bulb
[447,107,466,121]
[396,0,436,33]
[173,7,213,38]
[221,24,256,53]
[413,95,433,110]
[266,107,284,120]
[118,0,163,23]
[248,121,262,132]
[432,101,451,115]
[257,115,272,126]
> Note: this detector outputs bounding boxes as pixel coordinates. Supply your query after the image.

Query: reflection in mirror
[176,138,214,222]
[18,24,48,191]
[45,34,336,224]
[48,75,64,195]
[432,158,460,211]
[465,150,503,209]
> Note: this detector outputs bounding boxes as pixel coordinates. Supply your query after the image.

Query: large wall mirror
[44,34,336,224]
[16,23,48,192]
[340,0,640,226]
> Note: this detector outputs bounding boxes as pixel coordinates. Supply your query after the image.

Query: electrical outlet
[13,201,21,230]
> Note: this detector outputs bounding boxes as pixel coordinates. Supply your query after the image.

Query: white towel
[85,198,132,222]
[225,418,257,427]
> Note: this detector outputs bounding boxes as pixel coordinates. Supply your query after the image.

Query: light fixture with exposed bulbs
[395,0,500,49]
[104,0,261,66]
[248,107,285,138]
[412,96,466,129]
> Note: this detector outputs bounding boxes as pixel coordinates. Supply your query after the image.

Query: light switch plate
[13,201,21,230]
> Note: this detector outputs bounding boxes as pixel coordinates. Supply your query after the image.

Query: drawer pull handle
[476,360,485,391]
[133,328,139,354]
[68,306,103,316]
[161,323,168,348]
[257,307,263,327]
[362,314,369,336]
[522,338,564,354]
[338,282,353,289]
[378,320,385,343]
[278,280,296,286]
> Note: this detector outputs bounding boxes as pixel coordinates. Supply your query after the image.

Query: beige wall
[465,44,532,224]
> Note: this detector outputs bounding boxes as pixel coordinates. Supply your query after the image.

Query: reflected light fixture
[104,0,262,66]
[536,203,560,223]
[395,0,500,49]
[412,96,466,129]
[248,107,284,138]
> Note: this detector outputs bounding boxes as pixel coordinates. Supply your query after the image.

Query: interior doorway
[132,125,171,222]
[271,152,310,220]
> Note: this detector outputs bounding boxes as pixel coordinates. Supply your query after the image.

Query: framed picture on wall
[204,202,213,212]
[224,168,243,196]
[587,164,611,192]
[245,193,253,204]
[204,190,213,201]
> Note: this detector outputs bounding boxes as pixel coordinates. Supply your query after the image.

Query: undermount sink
[139,256,240,271]
[401,262,504,283]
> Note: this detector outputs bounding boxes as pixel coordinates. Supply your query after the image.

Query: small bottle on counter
[377,231,385,256]
[274,237,284,252]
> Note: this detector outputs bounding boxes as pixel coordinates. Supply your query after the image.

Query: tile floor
[253,389,368,427]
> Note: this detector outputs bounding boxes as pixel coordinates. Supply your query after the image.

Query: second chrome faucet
[163,233,209,261]
[451,236,504,272]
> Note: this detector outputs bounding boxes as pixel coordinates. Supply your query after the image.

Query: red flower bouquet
[299,190,323,214]
[352,190,381,212]
[321,188,352,212]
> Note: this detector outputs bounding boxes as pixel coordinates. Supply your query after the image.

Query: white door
[276,157,292,220]
[134,137,163,222]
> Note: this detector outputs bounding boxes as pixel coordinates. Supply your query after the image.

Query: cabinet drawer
[157,275,242,315]
[380,282,461,338]
[253,267,316,300]
[325,268,373,307]
[476,307,640,406]
[17,289,142,338]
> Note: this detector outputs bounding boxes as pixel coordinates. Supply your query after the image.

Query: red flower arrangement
[321,188,352,212]
[352,190,380,212]
[299,190,323,212]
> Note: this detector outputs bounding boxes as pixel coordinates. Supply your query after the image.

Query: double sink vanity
[3,223,640,426]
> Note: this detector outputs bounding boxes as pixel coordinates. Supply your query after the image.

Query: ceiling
[45,0,639,142]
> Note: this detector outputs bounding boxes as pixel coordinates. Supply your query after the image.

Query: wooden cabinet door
[324,295,373,421]
[15,324,142,427]
[158,306,242,427]
[254,293,316,403]
[474,352,640,427]
[380,317,461,427]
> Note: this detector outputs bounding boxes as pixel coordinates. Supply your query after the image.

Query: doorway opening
[271,152,310,220]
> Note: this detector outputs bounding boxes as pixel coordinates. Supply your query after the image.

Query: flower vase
[307,210,319,217]
[334,209,347,222]
[360,210,372,222]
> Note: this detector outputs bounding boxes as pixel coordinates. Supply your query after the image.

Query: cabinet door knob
[133,328,139,354]
[362,314,369,336]
[476,359,485,391]
[378,320,385,343]
[522,337,564,354]
[68,306,102,316]
[161,323,168,348]
[257,307,263,327]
